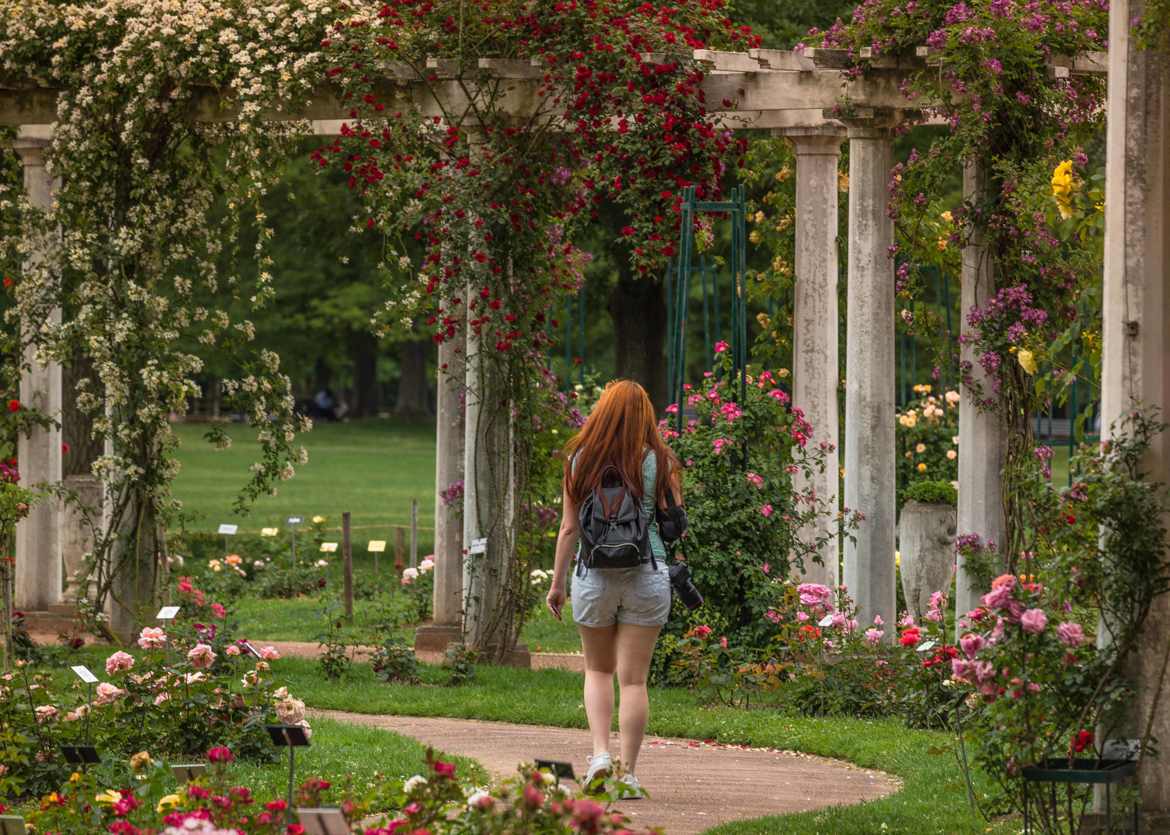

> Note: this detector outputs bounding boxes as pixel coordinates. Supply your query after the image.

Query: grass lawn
[171,418,437,535]
[230,593,582,653]
[275,656,1010,835]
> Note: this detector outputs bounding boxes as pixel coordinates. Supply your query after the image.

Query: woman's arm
[546,480,578,620]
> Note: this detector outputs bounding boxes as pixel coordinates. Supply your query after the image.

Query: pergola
[2,1,1167,816]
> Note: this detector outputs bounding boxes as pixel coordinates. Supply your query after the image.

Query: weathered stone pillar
[954,160,1006,629]
[842,119,896,632]
[1100,1,1170,822]
[415,334,465,654]
[783,126,845,588]
[12,136,64,613]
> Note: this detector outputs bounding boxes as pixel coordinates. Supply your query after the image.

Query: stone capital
[779,126,846,156]
[11,136,48,168]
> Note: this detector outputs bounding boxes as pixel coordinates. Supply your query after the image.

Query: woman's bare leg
[578,624,618,757]
[615,623,662,773]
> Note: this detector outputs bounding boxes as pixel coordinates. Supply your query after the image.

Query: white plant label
[469,538,488,555]
[367,540,386,553]
[320,542,338,553]
[287,516,303,525]
[156,605,181,620]
[917,640,937,653]
[260,527,278,537]
[817,614,835,628]
[217,523,238,535]
[70,665,98,684]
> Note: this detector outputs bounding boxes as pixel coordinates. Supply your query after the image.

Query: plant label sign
[287,516,303,526]
[916,640,937,653]
[260,527,278,537]
[70,665,98,684]
[469,538,488,556]
[319,542,338,553]
[217,524,238,535]
[817,614,835,628]
[367,540,386,553]
[156,605,181,620]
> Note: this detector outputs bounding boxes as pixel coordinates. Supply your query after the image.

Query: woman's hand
[546,582,566,621]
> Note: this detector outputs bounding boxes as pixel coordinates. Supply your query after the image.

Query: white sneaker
[583,753,612,793]
[619,772,645,799]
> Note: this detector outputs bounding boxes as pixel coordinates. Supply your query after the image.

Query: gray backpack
[577,464,655,572]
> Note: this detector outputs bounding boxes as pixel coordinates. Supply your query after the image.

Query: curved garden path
[314,709,900,835]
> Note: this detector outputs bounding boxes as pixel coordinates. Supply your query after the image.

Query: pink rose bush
[2,597,307,801]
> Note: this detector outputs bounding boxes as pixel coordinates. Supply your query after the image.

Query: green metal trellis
[665,185,749,437]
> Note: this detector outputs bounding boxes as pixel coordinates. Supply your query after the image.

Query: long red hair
[563,380,678,506]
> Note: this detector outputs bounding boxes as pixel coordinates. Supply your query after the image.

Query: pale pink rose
[872,614,884,627]
[950,658,971,681]
[154,692,171,706]
[745,472,765,489]
[764,609,781,624]
[796,611,809,622]
[959,633,985,659]
[759,503,774,518]
[187,643,216,670]
[138,626,167,649]
[259,646,281,661]
[105,651,135,675]
[1057,622,1085,647]
[1020,609,1048,634]
[797,583,832,607]
[94,682,125,705]
[830,612,848,629]
[35,705,58,723]
[225,645,241,657]
[864,628,883,645]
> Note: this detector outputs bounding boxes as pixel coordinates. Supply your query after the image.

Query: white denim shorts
[570,561,671,628]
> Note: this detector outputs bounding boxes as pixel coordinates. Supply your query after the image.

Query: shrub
[903,479,958,506]
[371,636,420,684]
[442,643,478,687]
[660,349,854,656]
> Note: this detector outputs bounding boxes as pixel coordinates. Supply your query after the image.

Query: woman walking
[545,379,682,797]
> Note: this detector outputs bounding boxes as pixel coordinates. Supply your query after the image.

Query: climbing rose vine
[825,0,1109,570]
[0,1,333,635]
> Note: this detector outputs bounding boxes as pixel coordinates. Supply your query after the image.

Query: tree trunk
[350,331,380,418]
[607,272,668,409]
[396,339,433,418]
[61,350,103,477]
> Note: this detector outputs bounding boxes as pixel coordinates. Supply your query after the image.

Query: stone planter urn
[897,499,957,621]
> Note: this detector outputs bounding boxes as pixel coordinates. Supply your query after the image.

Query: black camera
[668,562,703,611]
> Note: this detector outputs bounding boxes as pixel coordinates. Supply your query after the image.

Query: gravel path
[314,709,900,835]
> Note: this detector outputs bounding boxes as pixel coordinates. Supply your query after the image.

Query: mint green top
[572,448,666,560]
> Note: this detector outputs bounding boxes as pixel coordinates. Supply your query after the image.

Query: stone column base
[413,622,462,654]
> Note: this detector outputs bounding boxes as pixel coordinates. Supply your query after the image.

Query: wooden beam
[749,49,816,72]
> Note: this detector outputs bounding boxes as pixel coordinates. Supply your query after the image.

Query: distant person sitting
[309,388,339,421]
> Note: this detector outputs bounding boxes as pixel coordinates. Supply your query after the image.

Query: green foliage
[370,636,420,685]
[441,643,478,688]
[315,599,352,681]
[904,480,958,507]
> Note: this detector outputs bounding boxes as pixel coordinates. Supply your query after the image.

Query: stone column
[783,126,845,588]
[12,137,64,613]
[1100,0,1170,822]
[954,160,1006,628]
[414,334,465,654]
[841,120,897,632]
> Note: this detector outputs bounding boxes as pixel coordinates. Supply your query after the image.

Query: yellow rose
[915,443,926,453]
[95,789,121,805]
[1051,160,1076,219]
[940,210,954,224]
[311,515,326,524]
[916,462,927,473]
[130,750,153,772]
[157,793,183,813]
[1017,349,1038,375]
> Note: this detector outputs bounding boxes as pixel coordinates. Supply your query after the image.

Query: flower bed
[1,579,301,802]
